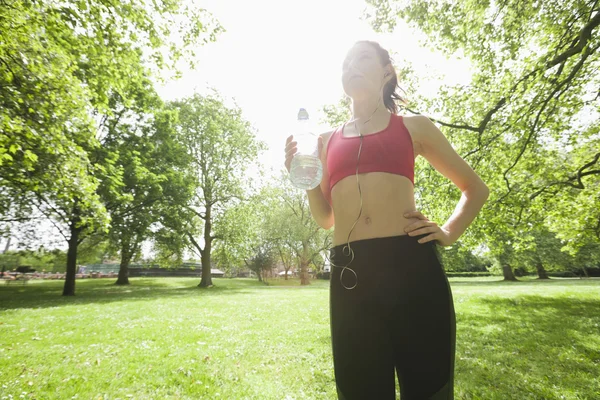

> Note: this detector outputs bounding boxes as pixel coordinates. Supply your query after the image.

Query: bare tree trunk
[199,205,214,288]
[299,241,311,285]
[116,241,132,286]
[502,264,518,281]
[116,260,130,285]
[299,260,310,285]
[534,261,550,280]
[63,208,82,296]
[299,261,309,285]
[277,247,292,280]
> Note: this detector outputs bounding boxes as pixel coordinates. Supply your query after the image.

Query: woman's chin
[344,88,375,102]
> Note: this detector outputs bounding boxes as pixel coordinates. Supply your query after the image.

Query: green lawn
[1,276,599,399]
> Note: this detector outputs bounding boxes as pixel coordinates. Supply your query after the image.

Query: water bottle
[289,108,323,190]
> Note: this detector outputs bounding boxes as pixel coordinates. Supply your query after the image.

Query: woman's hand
[284,135,297,173]
[285,135,323,173]
[403,210,454,246]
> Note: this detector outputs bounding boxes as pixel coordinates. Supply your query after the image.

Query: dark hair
[354,40,409,114]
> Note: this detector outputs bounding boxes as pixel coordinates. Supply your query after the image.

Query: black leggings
[329,233,456,399]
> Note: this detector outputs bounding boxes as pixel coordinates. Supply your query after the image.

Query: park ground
[1,276,599,399]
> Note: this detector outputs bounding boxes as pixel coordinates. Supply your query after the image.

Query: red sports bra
[324,113,414,205]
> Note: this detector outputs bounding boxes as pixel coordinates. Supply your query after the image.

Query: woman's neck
[350,95,389,124]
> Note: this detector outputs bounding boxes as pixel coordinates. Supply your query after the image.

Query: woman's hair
[354,40,409,114]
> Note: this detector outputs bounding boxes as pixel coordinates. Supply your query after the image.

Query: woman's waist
[332,206,419,245]
[332,224,412,247]
[329,231,434,263]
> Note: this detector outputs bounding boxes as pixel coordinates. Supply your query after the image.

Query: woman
[284,40,489,399]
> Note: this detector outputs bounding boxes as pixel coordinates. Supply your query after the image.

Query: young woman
[284,40,489,399]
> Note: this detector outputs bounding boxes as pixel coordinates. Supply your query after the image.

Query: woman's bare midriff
[330,172,419,247]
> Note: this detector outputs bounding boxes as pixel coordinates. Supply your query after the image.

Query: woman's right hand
[285,135,323,173]
[284,135,297,173]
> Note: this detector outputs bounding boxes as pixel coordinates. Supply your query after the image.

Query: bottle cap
[297,108,309,120]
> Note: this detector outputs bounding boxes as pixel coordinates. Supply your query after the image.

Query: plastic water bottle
[289,108,323,190]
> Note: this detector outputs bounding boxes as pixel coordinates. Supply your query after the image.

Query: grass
[1,276,599,400]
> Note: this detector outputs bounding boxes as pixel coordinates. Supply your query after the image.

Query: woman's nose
[345,61,361,77]
[347,58,358,72]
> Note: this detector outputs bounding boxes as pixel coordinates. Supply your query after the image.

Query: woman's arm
[416,116,489,243]
[305,131,334,230]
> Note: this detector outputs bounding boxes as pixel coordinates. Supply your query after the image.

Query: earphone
[325,74,388,290]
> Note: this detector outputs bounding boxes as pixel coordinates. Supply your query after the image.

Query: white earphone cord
[325,73,388,290]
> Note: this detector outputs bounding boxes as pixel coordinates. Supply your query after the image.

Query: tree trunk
[116,260,130,285]
[277,246,292,280]
[300,262,310,285]
[199,205,214,288]
[62,213,82,296]
[502,264,518,281]
[534,261,550,280]
[581,265,589,278]
[299,260,310,285]
[299,241,311,285]
[116,240,132,285]
[115,238,137,285]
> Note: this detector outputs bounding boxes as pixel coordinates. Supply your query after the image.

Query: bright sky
[156,0,474,179]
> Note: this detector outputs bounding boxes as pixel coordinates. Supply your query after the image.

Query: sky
[156,0,474,179]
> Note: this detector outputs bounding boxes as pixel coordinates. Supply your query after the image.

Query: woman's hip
[328,232,449,307]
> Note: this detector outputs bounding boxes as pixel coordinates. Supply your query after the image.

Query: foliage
[164,92,267,286]
[261,172,333,284]
[0,0,223,294]
[244,244,277,282]
[0,0,223,229]
[362,0,600,268]
[96,82,195,279]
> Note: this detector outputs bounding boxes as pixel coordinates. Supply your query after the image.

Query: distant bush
[316,271,330,280]
[445,271,492,278]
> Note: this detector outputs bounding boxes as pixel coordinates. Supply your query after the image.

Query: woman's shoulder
[395,113,424,133]
[319,127,338,160]
[319,128,336,138]
[320,124,339,137]
[398,113,432,125]
[320,127,337,144]
[396,114,428,156]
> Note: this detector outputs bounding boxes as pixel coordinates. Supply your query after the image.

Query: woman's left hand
[403,210,454,246]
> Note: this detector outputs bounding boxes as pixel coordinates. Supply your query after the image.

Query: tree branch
[186,231,203,256]
[406,106,481,133]
[406,7,600,153]
[547,9,600,68]
[186,206,206,220]
[530,152,600,199]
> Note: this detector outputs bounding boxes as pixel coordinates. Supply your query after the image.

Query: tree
[244,244,277,283]
[97,87,195,285]
[264,173,333,286]
[362,0,599,271]
[0,0,223,295]
[168,92,266,288]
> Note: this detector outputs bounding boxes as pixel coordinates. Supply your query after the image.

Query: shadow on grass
[448,277,598,285]
[0,277,267,311]
[1,276,595,312]
[456,294,600,397]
